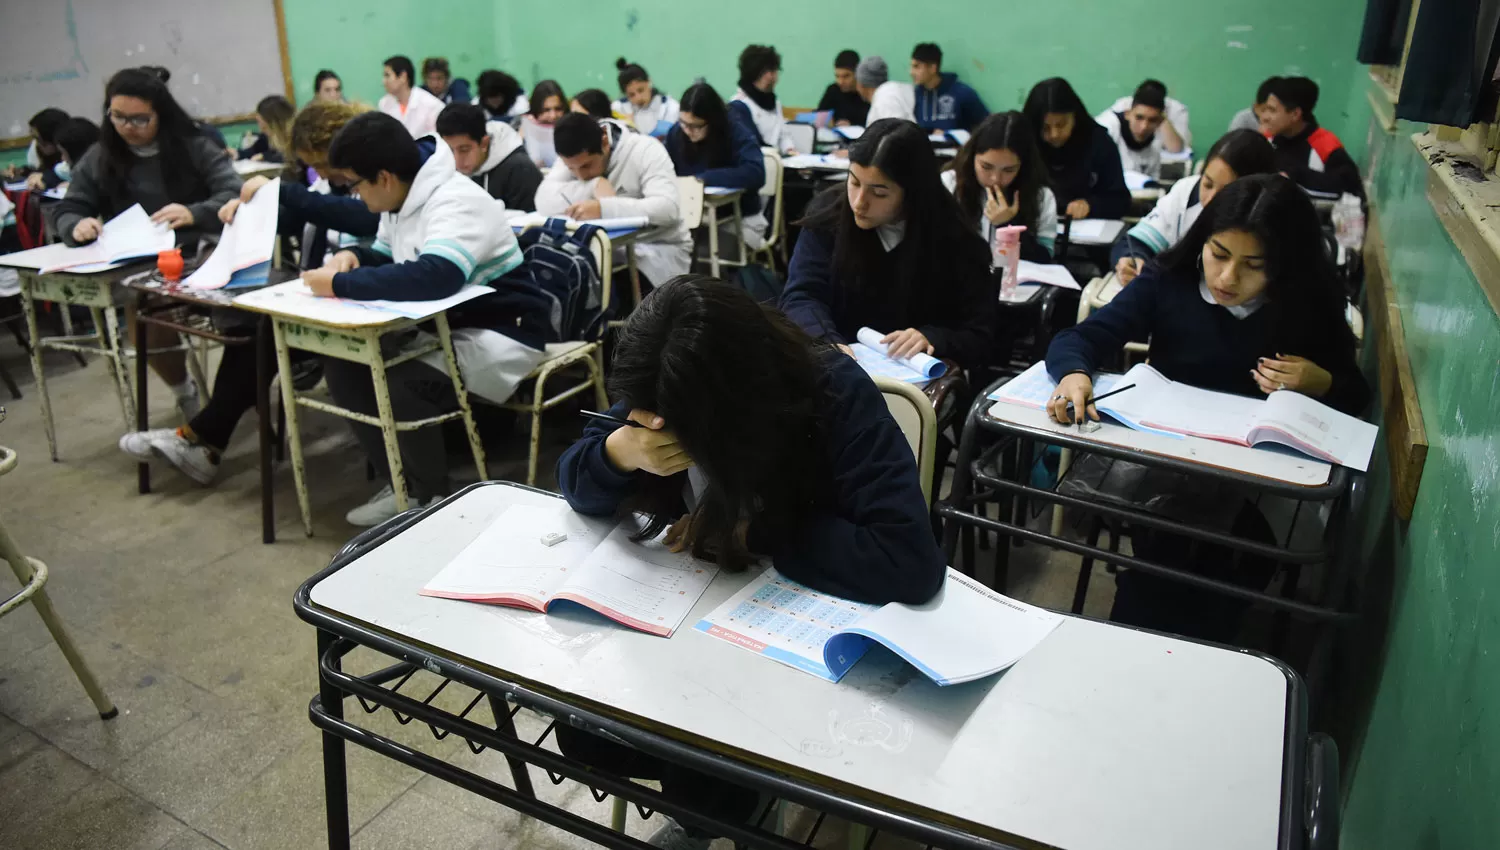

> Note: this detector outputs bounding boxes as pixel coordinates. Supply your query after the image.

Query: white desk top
[311,483,1296,850]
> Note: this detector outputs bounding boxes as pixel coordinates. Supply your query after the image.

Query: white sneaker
[646,818,711,850]
[345,484,400,527]
[118,428,218,485]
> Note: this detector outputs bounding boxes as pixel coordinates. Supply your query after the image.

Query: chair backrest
[782,122,814,156]
[873,377,938,507]
[760,147,785,252]
[586,228,613,317]
[676,177,705,229]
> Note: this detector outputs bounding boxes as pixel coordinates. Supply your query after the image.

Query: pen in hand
[579,410,644,429]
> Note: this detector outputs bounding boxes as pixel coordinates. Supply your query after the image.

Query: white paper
[37,204,175,273]
[185,179,280,289]
[1249,391,1379,472]
[557,523,718,637]
[232,159,283,177]
[834,126,865,141]
[1066,218,1125,245]
[504,210,650,231]
[781,154,850,171]
[703,186,740,196]
[1124,170,1153,191]
[854,326,946,379]
[233,279,493,326]
[946,129,971,146]
[1017,260,1081,290]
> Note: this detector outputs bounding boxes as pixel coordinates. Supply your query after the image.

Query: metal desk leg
[733,202,746,267]
[707,203,720,278]
[627,244,642,309]
[365,334,409,513]
[272,320,313,537]
[100,306,135,430]
[134,295,151,494]
[435,314,487,483]
[255,319,275,544]
[19,277,58,461]
[315,629,351,850]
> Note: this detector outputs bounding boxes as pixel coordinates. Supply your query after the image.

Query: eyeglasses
[106,110,155,129]
[678,119,709,133]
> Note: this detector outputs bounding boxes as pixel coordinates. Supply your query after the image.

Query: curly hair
[289,99,369,160]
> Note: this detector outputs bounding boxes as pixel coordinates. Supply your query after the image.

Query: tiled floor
[0,337,1114,849]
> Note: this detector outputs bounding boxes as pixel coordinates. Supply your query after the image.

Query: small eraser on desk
[540,532,568,547]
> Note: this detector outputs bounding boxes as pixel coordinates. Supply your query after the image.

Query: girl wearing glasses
[664,82,768,250]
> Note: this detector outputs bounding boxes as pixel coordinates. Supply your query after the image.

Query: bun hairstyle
[615,58,650,93]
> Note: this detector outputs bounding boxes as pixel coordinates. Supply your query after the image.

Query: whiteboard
[0,0,287,140]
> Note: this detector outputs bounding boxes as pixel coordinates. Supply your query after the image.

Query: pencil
[579,410,644,428]
[1065,383,1136,411]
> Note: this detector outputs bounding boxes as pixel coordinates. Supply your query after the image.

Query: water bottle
[994,225,1027,299]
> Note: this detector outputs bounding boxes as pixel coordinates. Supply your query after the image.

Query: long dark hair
[676,82,732,167]
[1157,174,1352,353]
[98,68,206,203]
[1023,77,1093,164]
[799,118,978,299]
[608,275,832,570]
[529,80,566,118]
[947,111,1048,235]
[1202,129,1277,180]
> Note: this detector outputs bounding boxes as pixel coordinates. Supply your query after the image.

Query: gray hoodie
[534,120,690,252]
[468,120,542,212]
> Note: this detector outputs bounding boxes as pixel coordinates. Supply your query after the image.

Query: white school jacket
[1097,112,1162,179]
[613,91,680,137]
[940,170,1060,258]
[1123,173,1202,255]
[1107,94,1192,149]
[866,81,916,124]
[731,88,795,154]
[379,86,445,139]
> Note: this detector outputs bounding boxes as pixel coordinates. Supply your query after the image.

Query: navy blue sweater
[1043,122,1131,220]
[913,73,989,132]
[665,101,765,218]
[1046,265,1369,415]
[556,352,946,605]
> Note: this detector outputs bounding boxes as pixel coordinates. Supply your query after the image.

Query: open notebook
[421,504,718,637]
[232,279,493,326]
[991,361,1378,470]
[696,567,1061,685]
[185,179,280,290]
[850,326,946,384]
[31,204,175,273]
[504,210,650,232]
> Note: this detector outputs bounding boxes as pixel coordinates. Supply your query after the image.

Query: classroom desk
[296,480,1337,850]
[701,187,745,278]
[232,160,286,180]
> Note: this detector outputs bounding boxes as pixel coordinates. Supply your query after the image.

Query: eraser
[540,532,568,547]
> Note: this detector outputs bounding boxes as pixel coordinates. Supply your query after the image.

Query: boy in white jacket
[535,113,693,287]
[854,56,916,124]
[307,112,554,525]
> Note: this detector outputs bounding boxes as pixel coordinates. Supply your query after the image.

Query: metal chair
[749,148,787,269]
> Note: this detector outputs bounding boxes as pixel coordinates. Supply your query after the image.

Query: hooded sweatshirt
[912,72,989,132]
[612,90,681,138]
[467,120,543,212]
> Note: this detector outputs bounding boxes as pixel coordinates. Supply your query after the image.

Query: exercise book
[185,178,279,289]
[24,204,175,273]
[850,326,947,384]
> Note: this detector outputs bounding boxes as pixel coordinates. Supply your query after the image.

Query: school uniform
[475,93,530,127]
[1096,111,1162,179]
[912,72,989,132]
[535,119,692,286]
[463,120,543,212]
[612,90,680,138]
[325,138,552,499]
[940,169,1059,261]
[1227,107,1261,133]
[1040,121,1131,220]
[378,86,446,138]
[1269,122,1364,199]
[731,86,796,154]
[816,84,869,126]
[425,78,472,106]
[665,100,768,248]
[1107,94,1192,149]
[236,133,285,163]
[865,81,916,124]
[780,212,995,371]
[1109,173,1200,266]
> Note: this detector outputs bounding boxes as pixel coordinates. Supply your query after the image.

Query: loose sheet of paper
[1017,260,1081,290]
[233,280,493,325]
[781,154,851,171]
[854,326,945,380]
[185,179,280,289]
[1066,218,1125,245]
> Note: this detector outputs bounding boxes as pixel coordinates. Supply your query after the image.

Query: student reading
[1023,77,1130,220]
[1045,174,1369,640]
[522,80,567,167]
[237,95,293,163]
[941,111,1059,261]
[50,67,241,420]
[314,70,343,103]
[780,119,994,372]
[1111,129,1276,285]
[1259,76,1363,199]
[421,57,471,105]
[816,49,869,127]
[611,58,680,137]
[378,55,444,138]
[665,82,768,249]
[436,104,543,212]
[731,44,798,154]
[908,42,988,133]
[12,108,69,190]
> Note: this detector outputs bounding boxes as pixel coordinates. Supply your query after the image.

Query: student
[314,69,344,103]
[817,49,869,127]
[556,275,943,847]
[304,112,552,525]
[536,113,692,287]
[52,118,100,182]
[665,82,767,249]
[781,119,994,372]
[238,95,294,163]
[1046,174,1367,641]
[421,57,471,105]
[1023,77,1129,220]
[941,111,1058,262]
[731,44,797,155]
[15,108,69,190]
[1111,129,1276,285]
[474,69,528,124]
[1260,76,1364,199]
[1104,78,1191,151]
[436,104,542,212]
[855,56,915,125]
[522,80,567,167]
[378,55,444,138]
[120,100,380,485]
[1095,80,1172,178]
[908,42,988,133]
[1227,77,1277,133]
[612,58,680,137]
[570,88,614,119]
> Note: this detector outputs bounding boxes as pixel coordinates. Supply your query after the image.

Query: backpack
[516,217,606,341]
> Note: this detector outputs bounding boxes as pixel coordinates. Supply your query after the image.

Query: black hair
[30,108,69,142]
[314,70,341,95]
[608,275,832,570]
[737,45,782,85]
[947,111,1048,238]
[553,112,605,157]
[422,57,450,78]
[834,49,859,70]
[326,111,421,183]
[1266,76,1319,117]
[383,55,415,86]
[1157,174,1352,352]
[675,83,732,168]
[54,117,99,163]
[615,57,650,93]
[799,118,984,301]
[1202,129,1277,181]
[1255,76,1281,105]
[1023,77,1095,162]
[1131,80,1167,111]
[436,103,488,142]
[98,68,208,203]
[139,65,171,83]
[476,70,523,114]
[572,88,613,119]
[912,43,943,67]
[529,80,567,118]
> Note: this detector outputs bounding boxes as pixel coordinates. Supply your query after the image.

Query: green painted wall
[1336,78,1500,849]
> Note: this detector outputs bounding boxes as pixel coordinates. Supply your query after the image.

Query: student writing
[1111,129,1276,285]
[612,58,680,138]
[1259,76,1364,199]
[1095,80,1171,179]
[421,57,471,105]
[780,119,994,372]
[665,82,768,249]
[437,104,543,212]
[941,111,1059,262]
[314,69,343,103]
[12,108,69,191]
[1024,77,1130,220]
[817,49,870,127]
[474,69,527,125]
[238,95,293,163]
[731,44,798,155]
[855,56,915,124]
[570,89,614,119]
[909,42,988,133]
[378,55,445,138]
[522,80,567,167]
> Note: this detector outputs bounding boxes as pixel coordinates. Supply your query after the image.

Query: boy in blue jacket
[909,43,988,133]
